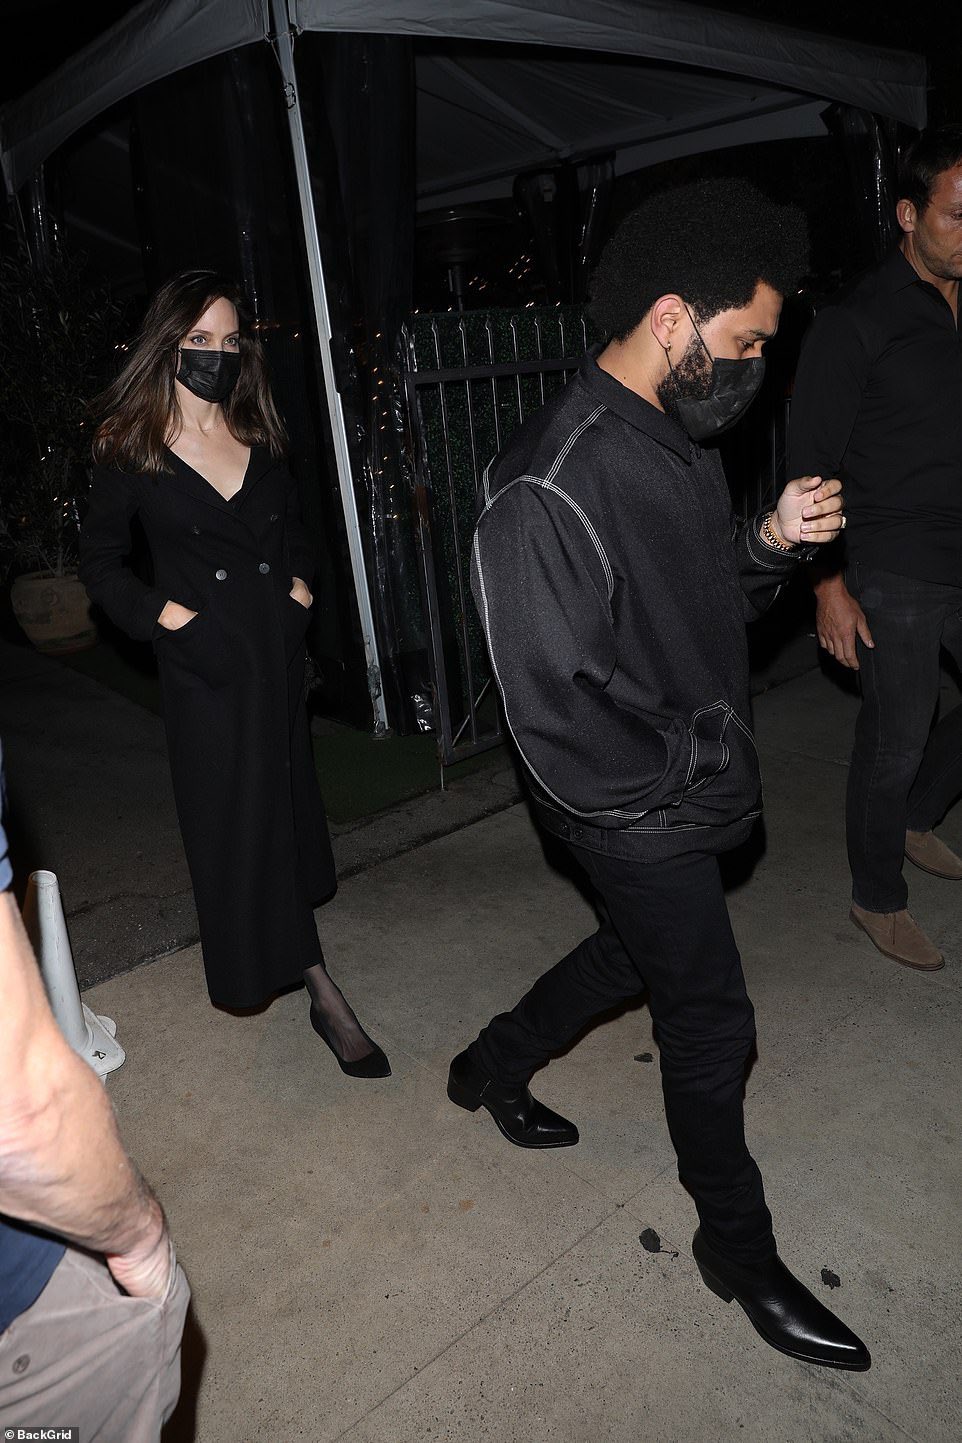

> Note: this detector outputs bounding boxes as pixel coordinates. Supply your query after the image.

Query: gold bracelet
[760,512,795,553]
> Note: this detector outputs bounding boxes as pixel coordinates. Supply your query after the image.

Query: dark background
[1,0,954,739]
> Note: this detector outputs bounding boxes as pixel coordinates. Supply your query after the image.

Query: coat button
[215,568,228,581]
[258,562,271,574]
[191,525,201,535]
[269,513,279,522]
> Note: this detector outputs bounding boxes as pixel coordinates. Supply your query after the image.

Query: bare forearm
[811,560,872,669]
[813,565,848,597]
[0,895,164,1257]
[0,1103,165,1260]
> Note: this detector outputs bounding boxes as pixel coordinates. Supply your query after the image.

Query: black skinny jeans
[846,563,962,913]
[472,846,775,1266]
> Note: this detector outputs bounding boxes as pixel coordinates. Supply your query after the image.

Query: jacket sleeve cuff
[746,514,818,570]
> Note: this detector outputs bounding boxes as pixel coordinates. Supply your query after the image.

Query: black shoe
[692,1228,871,1370]
[310,1005,392,1079]
[447,1048,578,1148]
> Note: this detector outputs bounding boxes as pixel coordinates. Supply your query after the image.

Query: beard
[915,232,962,282]
[655,333,714,423]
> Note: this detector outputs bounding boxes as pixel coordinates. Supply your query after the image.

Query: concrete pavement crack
[330,1204,625,1442]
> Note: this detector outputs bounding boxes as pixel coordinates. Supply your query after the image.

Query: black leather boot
[692,1228,871,1370]
[447,1049,578,1148]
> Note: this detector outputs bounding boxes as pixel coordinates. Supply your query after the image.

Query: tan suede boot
[905,829,962,880]
[850,904,944,970]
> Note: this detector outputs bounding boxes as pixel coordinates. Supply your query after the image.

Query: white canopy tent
[415,47,832,208]
[0,0,927,196]
[0,0,927,730]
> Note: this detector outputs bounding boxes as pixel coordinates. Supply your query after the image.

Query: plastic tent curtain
[295,33,428,727]
[514,154,614,305]
[828,107,901,261]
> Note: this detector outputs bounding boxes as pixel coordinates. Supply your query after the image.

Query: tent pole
[269,0,389,734]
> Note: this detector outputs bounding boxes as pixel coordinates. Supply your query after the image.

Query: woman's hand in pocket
[290,576,313,609]
[158,600,199,631]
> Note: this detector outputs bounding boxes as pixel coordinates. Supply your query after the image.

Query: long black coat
[79,447,336,1007]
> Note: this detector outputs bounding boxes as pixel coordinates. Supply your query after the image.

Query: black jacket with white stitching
[469,349,813,861]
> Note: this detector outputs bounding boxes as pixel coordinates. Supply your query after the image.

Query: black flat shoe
[310,1005,392,1079]
[447,1048,578,1148]
[692,1228,871,1370]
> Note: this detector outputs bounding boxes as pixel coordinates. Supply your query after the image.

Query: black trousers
[472,844,775,1266]
[846,563,962,912]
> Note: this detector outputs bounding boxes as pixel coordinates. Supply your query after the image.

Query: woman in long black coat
[80,269,389,1077]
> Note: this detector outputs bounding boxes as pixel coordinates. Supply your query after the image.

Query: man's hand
[814,572,874,670]
[0,894,178,1303]
[774,475,844,545]
[106,1204,172,1300]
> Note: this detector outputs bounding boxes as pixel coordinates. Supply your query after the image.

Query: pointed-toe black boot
[692,1228,871,1370]
[447,1048,578,1148]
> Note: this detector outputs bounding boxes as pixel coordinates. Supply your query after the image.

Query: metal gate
[403,307,590,766]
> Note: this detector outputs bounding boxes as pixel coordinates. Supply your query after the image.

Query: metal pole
[269,0,389,733]
[22,871,125,1080]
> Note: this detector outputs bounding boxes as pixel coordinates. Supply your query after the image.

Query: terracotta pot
[10,570,96,654]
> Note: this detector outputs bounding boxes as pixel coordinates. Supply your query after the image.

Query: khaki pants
[0,1242,189,1441]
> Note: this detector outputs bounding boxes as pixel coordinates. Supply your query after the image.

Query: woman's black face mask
[176,348,242,403]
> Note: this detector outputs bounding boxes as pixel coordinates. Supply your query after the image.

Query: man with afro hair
[448,177,871,1371]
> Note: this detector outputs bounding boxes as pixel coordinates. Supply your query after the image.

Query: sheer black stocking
[303,961,377,1064]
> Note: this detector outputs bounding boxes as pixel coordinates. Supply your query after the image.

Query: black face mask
[666,310,765,442]
[176,348,242,403]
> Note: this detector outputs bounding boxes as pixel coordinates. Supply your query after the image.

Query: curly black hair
[588,177,810,341]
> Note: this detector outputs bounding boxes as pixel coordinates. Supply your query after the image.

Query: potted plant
[0,236,120,653]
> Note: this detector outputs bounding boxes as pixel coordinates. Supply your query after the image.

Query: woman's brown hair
[92,269,287,474]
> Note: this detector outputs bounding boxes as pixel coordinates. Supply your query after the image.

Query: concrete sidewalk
[0,638,523,987]
[80,668,961,1443]
[0,610,819,988]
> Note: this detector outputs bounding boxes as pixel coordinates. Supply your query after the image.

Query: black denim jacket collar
[578,346,694,464]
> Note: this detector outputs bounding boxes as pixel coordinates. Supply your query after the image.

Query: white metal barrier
[22,870,125,1080]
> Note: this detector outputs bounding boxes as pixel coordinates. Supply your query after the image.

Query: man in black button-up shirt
[790,126,962,971]
[447,179,871,1371]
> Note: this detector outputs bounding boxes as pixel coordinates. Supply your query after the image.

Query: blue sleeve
[0,742,12,892]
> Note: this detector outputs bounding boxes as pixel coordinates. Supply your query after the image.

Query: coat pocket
[683,700,761,816]
[281,589,312,663]
[155,608,233,688]
[684,700,731,795]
